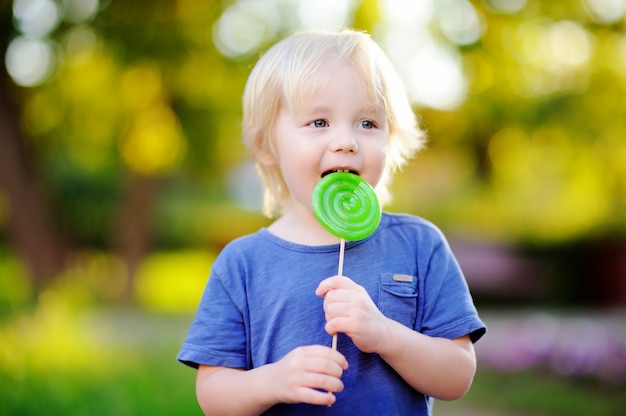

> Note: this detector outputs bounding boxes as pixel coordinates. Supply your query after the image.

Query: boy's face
[271,61,389,219]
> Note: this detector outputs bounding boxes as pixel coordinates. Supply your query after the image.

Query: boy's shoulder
[210,230,274,273]
[382,212,446,239]
[220,229,269,252]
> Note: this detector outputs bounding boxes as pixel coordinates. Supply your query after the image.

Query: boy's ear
[252,138,277,167]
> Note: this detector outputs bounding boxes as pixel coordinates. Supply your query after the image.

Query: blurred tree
[0,0,230,295]
[0,0,625,305]
[392,0,626,244]
[0,3,68,288]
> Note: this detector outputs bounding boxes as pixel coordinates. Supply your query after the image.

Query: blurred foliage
[1,275,625,415]
[0,248,212,414]
[392,1,626,243]
[454,369,626,416]
[2,0,625,247]
[0,0,625,300]
[0,248,214,319]
[134,250,213,312]
[0,249,32,317]
[1,2,625,413]
[0,289,199,415]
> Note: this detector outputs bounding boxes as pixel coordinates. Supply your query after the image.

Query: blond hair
[242,29,425,218]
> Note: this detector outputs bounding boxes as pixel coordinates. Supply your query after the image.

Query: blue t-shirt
[178,213,486,415]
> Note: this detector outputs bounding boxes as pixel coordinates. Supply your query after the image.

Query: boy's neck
[267,210,341,246]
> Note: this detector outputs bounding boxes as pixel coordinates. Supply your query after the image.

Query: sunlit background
[1,0,625,414]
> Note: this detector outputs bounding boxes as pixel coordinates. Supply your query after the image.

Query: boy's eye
[310,119,328,128]
[360,120,376,129]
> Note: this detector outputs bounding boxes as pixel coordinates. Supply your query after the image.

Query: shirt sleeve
[418,231,487,343]
[177,265,249,369]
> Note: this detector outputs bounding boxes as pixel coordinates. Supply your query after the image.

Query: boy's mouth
[321,169,359,178]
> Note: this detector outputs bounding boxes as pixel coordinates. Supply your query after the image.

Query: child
[178,28,486,415]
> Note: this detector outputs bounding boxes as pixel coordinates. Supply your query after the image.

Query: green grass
[0,308,201,416]
[456,369,626,416]
[1,305,625,416]
[0,359,199,415]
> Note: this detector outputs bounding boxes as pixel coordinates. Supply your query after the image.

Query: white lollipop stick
[328,238,345,402]
[331,238,345,351]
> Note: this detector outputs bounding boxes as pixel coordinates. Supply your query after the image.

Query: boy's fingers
[315,275,356,297]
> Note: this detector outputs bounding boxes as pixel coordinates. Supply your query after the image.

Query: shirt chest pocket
[378,273,418,329]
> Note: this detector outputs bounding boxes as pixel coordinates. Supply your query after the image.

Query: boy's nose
[329,131,359,153]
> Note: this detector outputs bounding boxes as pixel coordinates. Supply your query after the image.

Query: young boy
[178,29,486,415]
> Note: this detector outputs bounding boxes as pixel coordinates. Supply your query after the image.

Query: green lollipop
[313,171,381,357]
[312,171,381,241]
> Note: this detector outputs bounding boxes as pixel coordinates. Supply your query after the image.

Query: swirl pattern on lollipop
[312,171,381,241]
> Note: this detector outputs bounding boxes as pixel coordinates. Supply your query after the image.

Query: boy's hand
[269,345,347,407]
[315,276,391,354]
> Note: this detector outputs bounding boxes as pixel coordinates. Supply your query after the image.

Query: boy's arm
[196,366,275,416]
[317,275,477,401]
[195,345,348,415]
[376,325,476,400]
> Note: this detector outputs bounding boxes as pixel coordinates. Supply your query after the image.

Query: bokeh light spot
[121,104,186,175]
[212,1,278,58]
[545,21,592,70]
[135,251,214,313]
[488,127,530,176]
[5,36,56,87]
[584,0,626,24]
[437,0,484,45]
[13,0,60,38]
[62,25,99,66]
[297,0,355,30]
[383,0,434,25]
[121,63,164,110]
[22,90,63,136]
[380,0,467,110]
[484,0,526,14]
[63,0,99,23]
[404,44,467,110]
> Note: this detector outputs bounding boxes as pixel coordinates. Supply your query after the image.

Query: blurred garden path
[436,401,530,416]
[476,308,626,379]
[438,308,626,416]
